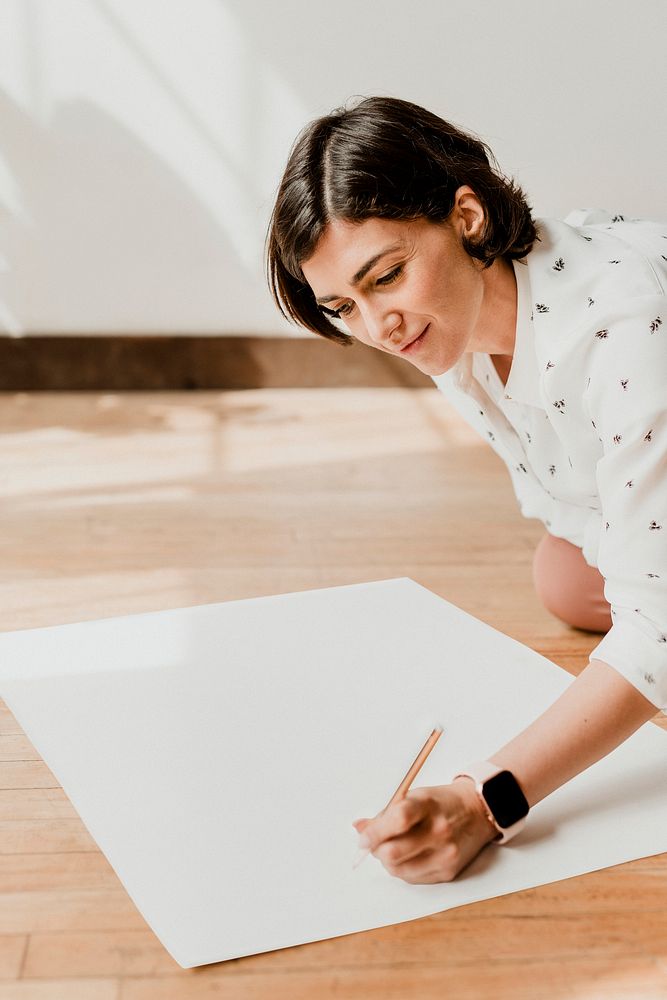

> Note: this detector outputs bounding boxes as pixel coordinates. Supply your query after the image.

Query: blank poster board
[1,578,666,968]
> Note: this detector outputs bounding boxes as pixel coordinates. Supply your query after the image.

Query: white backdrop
[0,0,665,336]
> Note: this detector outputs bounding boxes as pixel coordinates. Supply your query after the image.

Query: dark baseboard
[0,336,434,390]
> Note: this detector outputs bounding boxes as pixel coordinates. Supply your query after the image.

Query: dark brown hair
[266,95,538,346]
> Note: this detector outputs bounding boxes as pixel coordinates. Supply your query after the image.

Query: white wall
[1,0,665,336]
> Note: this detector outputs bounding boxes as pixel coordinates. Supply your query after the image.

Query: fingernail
[357,833,371,850]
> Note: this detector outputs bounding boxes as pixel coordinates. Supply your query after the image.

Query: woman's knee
[532,532,612,634]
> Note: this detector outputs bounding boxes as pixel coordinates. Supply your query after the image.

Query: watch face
[484,771,529,829]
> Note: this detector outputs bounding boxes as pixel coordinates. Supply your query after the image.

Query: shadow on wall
[0,84,273,349]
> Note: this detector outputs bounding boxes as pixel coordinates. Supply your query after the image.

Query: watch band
[453,761,529,844]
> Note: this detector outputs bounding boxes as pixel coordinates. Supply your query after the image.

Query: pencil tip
[352,847,370,869]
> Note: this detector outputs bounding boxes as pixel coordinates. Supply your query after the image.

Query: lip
[399,324,430,354]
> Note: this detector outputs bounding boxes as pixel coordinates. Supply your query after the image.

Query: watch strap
[453,760,528,844]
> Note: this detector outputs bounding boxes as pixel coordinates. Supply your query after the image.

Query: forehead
[301,217,418,291]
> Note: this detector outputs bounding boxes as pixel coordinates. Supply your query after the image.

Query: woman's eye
[376,265,403,286]
[321,302,354,319]
[318,266,402,320]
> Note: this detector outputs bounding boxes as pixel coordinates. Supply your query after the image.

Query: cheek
[427,275,459,312]
[345,317,372,345]
[430,277,477,330]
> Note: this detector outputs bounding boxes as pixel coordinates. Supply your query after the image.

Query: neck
[467,256,517,360]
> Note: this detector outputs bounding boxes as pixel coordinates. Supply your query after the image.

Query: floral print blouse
[432,208,667,710]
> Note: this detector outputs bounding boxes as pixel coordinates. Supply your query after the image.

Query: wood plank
[0,820,97,855]
[118,958,667,1000]
[23,931,178,978]
[0,854,119,894]
[0,706,22,737]
[0,740,39,764]
[20,897,667,979]
[0,765,59,792]
[0,791,76,822]
[0,980,119,1000]
[0,938,26,980]
[0,890,146,934]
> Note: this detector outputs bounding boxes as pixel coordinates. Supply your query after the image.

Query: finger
[374,815,433,867]
[393,856,456,885]
[380,846,440,883]
[387,846,465,885]
[358,796,428,851]
[404,785,440,801]
[352,818,370,832]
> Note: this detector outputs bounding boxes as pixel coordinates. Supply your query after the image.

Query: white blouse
[432,208,667,710]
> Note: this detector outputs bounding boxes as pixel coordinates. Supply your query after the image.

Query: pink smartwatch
[453,761,529,844]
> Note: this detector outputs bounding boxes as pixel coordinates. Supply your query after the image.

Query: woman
[266,96,666,883]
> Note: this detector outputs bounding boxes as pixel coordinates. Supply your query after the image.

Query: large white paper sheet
[1,578,666,968]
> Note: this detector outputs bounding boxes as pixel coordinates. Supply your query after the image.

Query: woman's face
[301,189,492,377]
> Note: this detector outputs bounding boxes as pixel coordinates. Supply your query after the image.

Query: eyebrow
[315,241,404,305]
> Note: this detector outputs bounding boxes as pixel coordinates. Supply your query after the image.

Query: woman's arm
[486,658,658,807]
[353,659,660,883]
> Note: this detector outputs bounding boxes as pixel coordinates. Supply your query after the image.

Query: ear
[452,184,486,242]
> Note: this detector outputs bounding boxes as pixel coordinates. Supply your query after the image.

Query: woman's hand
[352,778,499,883]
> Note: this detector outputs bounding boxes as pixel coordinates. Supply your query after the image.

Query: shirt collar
[502,257,543,407]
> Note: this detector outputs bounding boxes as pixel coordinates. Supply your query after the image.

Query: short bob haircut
[266,95,538,346]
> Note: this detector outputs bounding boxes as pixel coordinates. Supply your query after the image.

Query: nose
[362,304,403,346]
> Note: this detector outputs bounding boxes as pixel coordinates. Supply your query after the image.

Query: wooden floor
[1,388,665,1000]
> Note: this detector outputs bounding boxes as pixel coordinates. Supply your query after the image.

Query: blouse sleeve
[583,294,667,710]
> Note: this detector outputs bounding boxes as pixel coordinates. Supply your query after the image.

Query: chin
[408,358,449,377]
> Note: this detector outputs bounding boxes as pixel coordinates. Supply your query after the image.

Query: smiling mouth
[399,324,430,353]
